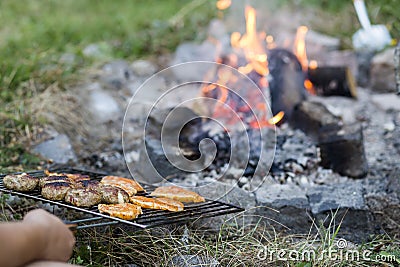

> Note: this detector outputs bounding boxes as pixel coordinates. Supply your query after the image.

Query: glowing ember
[309,60,318,70]
[268,111,285,125]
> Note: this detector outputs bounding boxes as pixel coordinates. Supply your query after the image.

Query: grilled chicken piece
[101,176,145,196]
[101,185,129,204]
[3,173,38,192]
[65,188,102,207]
[130,196,184,212]
[39,175,69,188]
[98,203,142,220]
[41,182,72,201]
[150,186,205,203]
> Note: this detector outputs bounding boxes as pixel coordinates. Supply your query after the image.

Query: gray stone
[255,184,312,232]
[148,107,200,132]
[307,181,374,234]
[364,171,400,234]
[305,30,340,52]
[192,180,256,230]
[355,51,375,87]
[88,89,121,123]
[290,100,342,140]
[371,94,400,111]
[131,60,157,76]
[308,181,365,214]
[137,138,187,184]
[33,134,77,164]
[171,41,218,81]
[102,60,134,89]
[169,255,220,267]
[82,43,112,59]
[59,53,76,66]
[370,48,396,93]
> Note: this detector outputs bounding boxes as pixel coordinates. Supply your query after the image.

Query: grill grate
[0,168,243,230]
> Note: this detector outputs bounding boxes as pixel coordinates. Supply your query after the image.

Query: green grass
[292,0,400,40]
[0,0,215,171]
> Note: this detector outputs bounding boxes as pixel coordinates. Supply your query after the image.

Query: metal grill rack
[0,168,244,230]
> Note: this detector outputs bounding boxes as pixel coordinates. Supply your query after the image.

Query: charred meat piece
[130,196,184,212]
[76,180,102,191]
[149,186,205,203]
[101,185,129,204]
[3,173,38,192]
[65,188,102,207]
[41,182,72,201]
[44,170,90,182]
[98,203,142,220]
[39,175,69,188]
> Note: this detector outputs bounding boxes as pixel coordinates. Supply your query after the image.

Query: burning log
[290,100,342,140]
[307,66,357,98]
[268,48,307,122]
[318,123,368,178]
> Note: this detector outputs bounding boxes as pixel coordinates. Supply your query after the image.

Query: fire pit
[116,2,400,240]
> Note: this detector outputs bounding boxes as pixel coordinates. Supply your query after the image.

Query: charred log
[307,66,357,98]
[268,48,307,123]
[318,123,368,178]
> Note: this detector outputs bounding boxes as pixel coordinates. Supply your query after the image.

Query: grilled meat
[3,173,38,192]
[98,203,142,220]
[130,196,184,212]
[41,182,72,201]
[101,176,145,196]
[76,180,102,191]
[39,175,69,188]
[101,185,129,204]
[44,170,90,182]
[64,188,102,207]
[150,186,205,203]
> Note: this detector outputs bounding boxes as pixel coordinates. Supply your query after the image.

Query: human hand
[23,209,76,262]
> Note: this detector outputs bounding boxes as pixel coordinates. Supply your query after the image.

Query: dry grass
[69,214,400,267]
[28,83,91,141]
[0,195,398,266]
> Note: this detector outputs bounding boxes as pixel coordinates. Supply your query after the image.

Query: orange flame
[294,26,309,71]
[231,6,269,76]
[201,4,287,129]
[294,26,317,95]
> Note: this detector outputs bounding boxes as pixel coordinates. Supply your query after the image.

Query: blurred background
[0,0,398,171]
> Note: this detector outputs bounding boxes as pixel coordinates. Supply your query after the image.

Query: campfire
[118,0,400,238]
[130,2,366,185]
